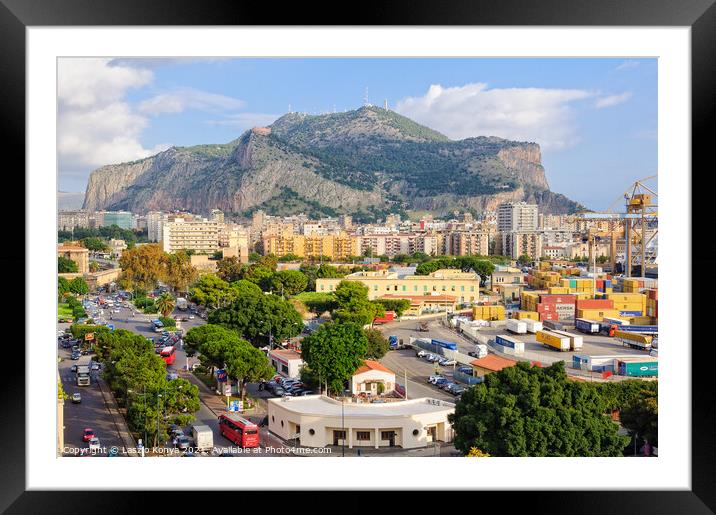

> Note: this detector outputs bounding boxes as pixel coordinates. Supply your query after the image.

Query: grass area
[58,303,73,321]
[293,291,335,302]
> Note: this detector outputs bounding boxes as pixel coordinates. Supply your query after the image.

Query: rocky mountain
[83,106,584,221]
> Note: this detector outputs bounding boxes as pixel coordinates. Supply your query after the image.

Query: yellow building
[263,232,359,260]
[58,243,89,274]
[316,268,481,303]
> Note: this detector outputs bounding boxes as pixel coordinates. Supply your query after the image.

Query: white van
[191,424,213,452]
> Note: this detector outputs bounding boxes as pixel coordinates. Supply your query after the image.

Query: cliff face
[83,106,583,219]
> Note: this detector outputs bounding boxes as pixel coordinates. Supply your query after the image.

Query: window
[402,285,406,292]
[281,364,289,374]
[334,430,346,440]
[381,431,394,440]
[461,285,465,292]
[356,431,371,441]
[320,285,324,291]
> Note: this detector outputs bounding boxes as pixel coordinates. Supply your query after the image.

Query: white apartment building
[497,202,539,233]
[162,217,220,254]
[146,211,165,242]
[58,210,90,231]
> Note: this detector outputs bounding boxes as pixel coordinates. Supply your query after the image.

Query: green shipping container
[618,360,658,377]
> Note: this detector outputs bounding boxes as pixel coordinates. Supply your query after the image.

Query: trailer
[506,319,527,334]
[430,338,458,351]
[617,359,658,377]
[615,325,658,335]
[614,330,653,350]
[524,319,543,334]
[495,334,525,354]
[575,318,601,334]
[550,329,584,351]
[536,330,570,352]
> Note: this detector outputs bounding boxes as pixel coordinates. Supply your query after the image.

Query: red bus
[160,346,176,365]
[218,413,260,448]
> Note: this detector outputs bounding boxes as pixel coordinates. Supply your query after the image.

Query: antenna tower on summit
[363,87,371,107]
[288,103,292,113]
[384,99,388,110]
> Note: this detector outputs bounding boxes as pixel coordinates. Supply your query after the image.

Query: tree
[618,388,658,447]
[184,324,241,363]
[89,262,100,273]
[81,237,109,252]
[163,251,198,293]
[243,265,275,291]
[466,447,491,457]
[300,321,369,394]
[256,254,279,271]
[119,243,166,291]
[58,256,78,273]
[224,341,275,400]
[155,293,175,317]
[270,270,308,296]
[517,254,532,266]
[374,298,411,317]
[189,273,233,308]
[158,316,176,328]
[69,277,89,295]
[209,293,303,347]
[450,362,630,456]
[58,276,70,300]
[216,256,246,283]
[332,280,383,326]
[364,328,389,359]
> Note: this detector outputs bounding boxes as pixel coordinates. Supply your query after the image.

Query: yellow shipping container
[473,305,506,321]
[607,293,646,302]
[514,310,539,320]
[614,331,653,345]
[576,309,622,320]
[548,287,570,294]
[628,316,653,325]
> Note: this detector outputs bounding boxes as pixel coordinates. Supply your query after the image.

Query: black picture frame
[2,0,710,511]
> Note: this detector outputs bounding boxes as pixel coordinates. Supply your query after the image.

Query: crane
[577,176,658,278]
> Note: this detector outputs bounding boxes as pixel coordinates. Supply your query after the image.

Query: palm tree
[155,293,175,317]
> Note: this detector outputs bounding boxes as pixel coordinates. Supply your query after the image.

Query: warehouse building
[267,395,455,449]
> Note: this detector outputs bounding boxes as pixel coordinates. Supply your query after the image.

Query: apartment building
[161,217,220,254]
[316,268,481,303]
[446,231,490,256]
[496,231,543,260]
[262,232,359,260]
[497,202,538,233]
[58,210,90,231]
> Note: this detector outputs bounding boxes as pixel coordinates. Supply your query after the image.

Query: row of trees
[58,276,89,299]
[118,244,198,293]
[414,256,497,283]
[72,325,200,447]
[450,362,658,457]
[58,225,148,248]
[183,325,274,399]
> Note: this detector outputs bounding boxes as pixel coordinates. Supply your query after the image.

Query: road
[58,344,123,457]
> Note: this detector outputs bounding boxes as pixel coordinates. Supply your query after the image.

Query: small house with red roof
[351,360,396,396]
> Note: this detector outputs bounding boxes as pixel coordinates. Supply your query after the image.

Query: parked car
[439,358,457,367]
[416,350,427,358]
[176,435,191,451]
[88,437,101,451]
[82,428,95,442]
[272,387,286,397]
[433,378,449,387]
[70,364,78,373]
[428,375,445,384]
[91,362,101,371]
[440,382,457,391]
[71,393,82,404]
[71,352,81,360]
[457,366,473,375]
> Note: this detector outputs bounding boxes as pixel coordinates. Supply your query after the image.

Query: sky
[58,57,657,210]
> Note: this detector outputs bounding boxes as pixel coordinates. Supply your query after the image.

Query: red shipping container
[539,295,576,304]
[536,304,553,312]
[539,312,559,321]
[576,299,614,310]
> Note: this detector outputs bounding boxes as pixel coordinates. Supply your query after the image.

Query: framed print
[3,0,712,510]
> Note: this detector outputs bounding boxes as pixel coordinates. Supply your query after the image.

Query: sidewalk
[96,375,136,450]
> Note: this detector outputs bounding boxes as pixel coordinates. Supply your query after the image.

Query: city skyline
[58,57,657,210]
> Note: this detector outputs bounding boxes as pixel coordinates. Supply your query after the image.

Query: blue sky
[58,57,656,210]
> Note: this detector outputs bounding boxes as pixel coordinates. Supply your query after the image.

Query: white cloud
[395,83,593,151]
[139,88,246,116]
[205,112,281,130]
[595,92,633,109]
[58,58,163,170]
[615,60,640,71]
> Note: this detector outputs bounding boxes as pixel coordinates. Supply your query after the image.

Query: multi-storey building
[496,231,543,260]
[262,232,359,260]
[100,211,135,230]
[146,211,165,242]
[58,210,90,231]
[447,231,490,256]
[316,268,481,303]
[497,202,538,233]
[161,217,220,254]
[57,243,89,274]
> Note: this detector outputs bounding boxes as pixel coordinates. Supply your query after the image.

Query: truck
[506,319,527,334]
[388,335,399,350]
[176,297,188,311]
[190,424,214,452]
[614,330,653,350]
[373,311,396,325]
[470,344,488,359]
[76,357,91,386]
[416,321,429,332]
[536,330,570,352]
[575,318,601,334]
[550,329,584,351]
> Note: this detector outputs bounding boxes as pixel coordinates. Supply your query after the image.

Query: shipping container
[617,360,658,377]
[543,320,564,331]
[603,317,629,326]
[617,325,658,335]
[430,338,458,351]
[575,318,601,334]
[576,299,614,310]
[536,330,570,351]
[495,334,525,353]
[506,319,527,334]
[514,310,540,321]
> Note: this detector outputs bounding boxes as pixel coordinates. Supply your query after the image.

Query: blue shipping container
[619,311,643,316]
[619,325,658,334]
[495,335,520,349]
[431,339,458,351]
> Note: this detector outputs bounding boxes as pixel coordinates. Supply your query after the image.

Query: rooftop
[354,360,394,376]
[470,354,518,372]
[269,349,303,361]
[268,395,455,418]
